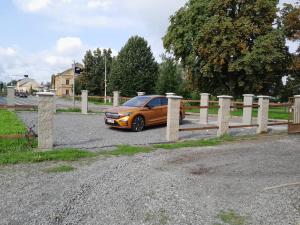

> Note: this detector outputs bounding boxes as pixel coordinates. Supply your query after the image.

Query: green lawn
[0,109,97,165]
[0,109,27,134]
[186,106,288,120]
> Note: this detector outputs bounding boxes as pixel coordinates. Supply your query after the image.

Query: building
[51,63,82,96]
[16,77,41,93]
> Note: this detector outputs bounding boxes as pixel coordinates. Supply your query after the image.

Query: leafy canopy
[164,0,291,97]
[108,36,158,96]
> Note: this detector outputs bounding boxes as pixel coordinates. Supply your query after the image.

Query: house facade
[51,64,82,96]
[16,78,41,93]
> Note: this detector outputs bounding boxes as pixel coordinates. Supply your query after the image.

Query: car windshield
[123,96,152,107]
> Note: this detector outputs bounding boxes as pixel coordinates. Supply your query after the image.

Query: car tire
[131,116,145,132]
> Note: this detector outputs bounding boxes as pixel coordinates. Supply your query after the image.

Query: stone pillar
[257,96,270,134]
[6,86,15,109]
[200,93,210,124]
[137,92,145,96]
[217,95,233,137]
[293,95,300,124]
[166,93,175,97]
[242,94,254,125]
[81,90,88,114]
[37,92,54,150]
[166,95,183,142]
[49,89,56,113]
[113,91,120,107]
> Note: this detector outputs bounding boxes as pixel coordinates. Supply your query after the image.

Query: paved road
[0,135,299,225]
[17,111,287,149]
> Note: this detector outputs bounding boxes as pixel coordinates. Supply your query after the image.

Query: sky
[0,0,299,83]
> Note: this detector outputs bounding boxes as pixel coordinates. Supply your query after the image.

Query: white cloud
[13,0,50,12]
[0,37,117,83]
[56,37,83,54]
[87,0,112,9]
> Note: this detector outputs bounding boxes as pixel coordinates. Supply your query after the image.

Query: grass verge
[153,135,235,150]
[56,108,81,113]
[100,145,153,156]
[0,149,97,165]
[0,109,27,134]
[44,165,75,173]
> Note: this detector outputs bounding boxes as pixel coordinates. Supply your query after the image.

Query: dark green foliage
[79,48,113,96]
[108,36,158,96]
[155,55,183,95]
[163,0,291,97]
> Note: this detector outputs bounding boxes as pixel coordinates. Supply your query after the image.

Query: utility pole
[104,54,107,103]
[72,61,76,109]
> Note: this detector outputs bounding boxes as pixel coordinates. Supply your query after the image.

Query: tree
[108,36,158,96]
[155,55,183,95]
[163,0,291,97]
[280,3,300,98]
[79,48,113,96]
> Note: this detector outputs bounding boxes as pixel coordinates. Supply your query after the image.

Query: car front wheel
[131,116,145,132]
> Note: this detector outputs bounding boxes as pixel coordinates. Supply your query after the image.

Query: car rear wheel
[131,116,145,132]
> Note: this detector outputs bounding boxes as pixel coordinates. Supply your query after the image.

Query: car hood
[105,106,140,114]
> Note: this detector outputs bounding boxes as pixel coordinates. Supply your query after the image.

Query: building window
[66,79,69,85]
[66,90,69,95]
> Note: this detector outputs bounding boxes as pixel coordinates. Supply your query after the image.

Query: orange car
[104,95,185,131]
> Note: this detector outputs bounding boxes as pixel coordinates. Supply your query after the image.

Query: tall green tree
[280,3,300,97]
[163,0,291,97]
[108,36,158,96]
[79,48,113,96]
[155,55,183,95]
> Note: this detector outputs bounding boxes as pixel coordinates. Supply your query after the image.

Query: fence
[166,94,298,141]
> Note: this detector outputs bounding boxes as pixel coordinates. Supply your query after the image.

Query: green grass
[0,149,97,165]
[56,108,81,113]
[100,145,153,156]
[153,135,234,149]
[0,109,27,134]
[186,107,288,120]
[0,138,37,153]
[218,210,246,225]
[44,165,75,173]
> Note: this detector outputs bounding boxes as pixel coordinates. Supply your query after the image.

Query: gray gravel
[0,135,299,225]
[17,111,287,149]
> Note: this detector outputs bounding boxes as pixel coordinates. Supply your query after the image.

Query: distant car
[19,92,28,98]
[104,95,185,132]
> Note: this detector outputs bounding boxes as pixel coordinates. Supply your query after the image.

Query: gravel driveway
[17,111,287,149]
[0,135,299,225]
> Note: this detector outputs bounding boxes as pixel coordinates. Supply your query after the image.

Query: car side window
[147,98,161,108]
[161,97,168,105]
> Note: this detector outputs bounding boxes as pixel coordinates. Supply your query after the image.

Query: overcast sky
[0,0,298,83]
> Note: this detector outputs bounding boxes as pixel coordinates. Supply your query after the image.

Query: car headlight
[118,112,132,117]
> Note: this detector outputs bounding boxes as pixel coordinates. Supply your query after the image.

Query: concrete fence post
[49,89,56,113]
[217,95,233,137]
[293,95,300,124]
[200,93,210,124]
[166,93,175,97]
[257,96,270,134]
[7,86,15,110]
[37,92,54,150]
[113,91,120,107]
[166,95,183,142]
[137,92,145,96]
[242,94,254,125]
[81,90,88,114]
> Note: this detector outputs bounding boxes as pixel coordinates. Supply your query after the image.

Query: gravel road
[0,135,299,225]
[17,111,287,149]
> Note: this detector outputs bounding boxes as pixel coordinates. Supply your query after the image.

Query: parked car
[104,95,185,132]
[19,92,28,98]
